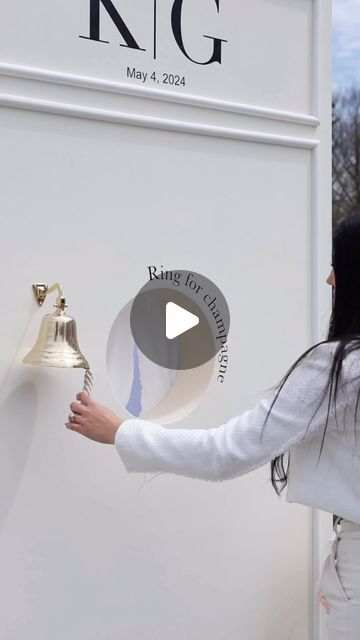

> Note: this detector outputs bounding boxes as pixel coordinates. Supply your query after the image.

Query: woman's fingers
[66,394,122,444]
[76,391,91,406]
[70,401,87,415]
[68,412,85,424]
[65,420,87,434]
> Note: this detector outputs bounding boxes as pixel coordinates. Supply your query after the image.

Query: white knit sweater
[114,341,360,524]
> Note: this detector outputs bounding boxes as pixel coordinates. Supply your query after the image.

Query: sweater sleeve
[114,342,342,482]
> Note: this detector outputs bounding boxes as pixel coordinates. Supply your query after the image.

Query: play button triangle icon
[166,302,199,340]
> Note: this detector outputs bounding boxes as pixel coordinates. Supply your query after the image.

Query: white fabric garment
[317,518,360,638]
[114,340,360,524]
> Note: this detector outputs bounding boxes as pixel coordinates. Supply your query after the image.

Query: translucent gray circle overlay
[130,270,230,370]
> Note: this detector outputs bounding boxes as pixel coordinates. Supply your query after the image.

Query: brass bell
[23,283,89,369]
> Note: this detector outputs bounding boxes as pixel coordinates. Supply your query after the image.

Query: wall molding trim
[0,92,319,148]
[0,63,320,128]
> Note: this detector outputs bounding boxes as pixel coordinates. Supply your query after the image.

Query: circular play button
[129,270,230,370]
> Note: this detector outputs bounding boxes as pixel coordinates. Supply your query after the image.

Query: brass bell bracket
[32,283,67,312]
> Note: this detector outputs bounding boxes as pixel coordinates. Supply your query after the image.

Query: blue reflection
[125,342,142,416]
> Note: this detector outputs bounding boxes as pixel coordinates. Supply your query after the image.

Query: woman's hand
[65,391,123,444]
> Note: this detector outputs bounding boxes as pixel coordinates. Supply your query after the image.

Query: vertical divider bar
[310,1,333,639]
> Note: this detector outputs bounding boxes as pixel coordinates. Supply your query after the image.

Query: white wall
[0,1,332,638]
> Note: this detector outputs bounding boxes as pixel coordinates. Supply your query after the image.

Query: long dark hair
[265,212,360,497]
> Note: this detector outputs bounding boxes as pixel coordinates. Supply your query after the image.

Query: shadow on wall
[0,382,37,533]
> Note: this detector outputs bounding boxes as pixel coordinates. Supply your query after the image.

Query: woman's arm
[112,342,343,482]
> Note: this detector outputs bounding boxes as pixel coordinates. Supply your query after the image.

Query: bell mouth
[22,349,89,368]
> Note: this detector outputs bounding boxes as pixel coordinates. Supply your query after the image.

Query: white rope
[82,367,94,396]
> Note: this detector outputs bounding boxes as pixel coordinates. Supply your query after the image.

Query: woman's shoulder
[340,341,360,383]
[300,340,339,366]
[309,339,360,389]
[292,340,342,385]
